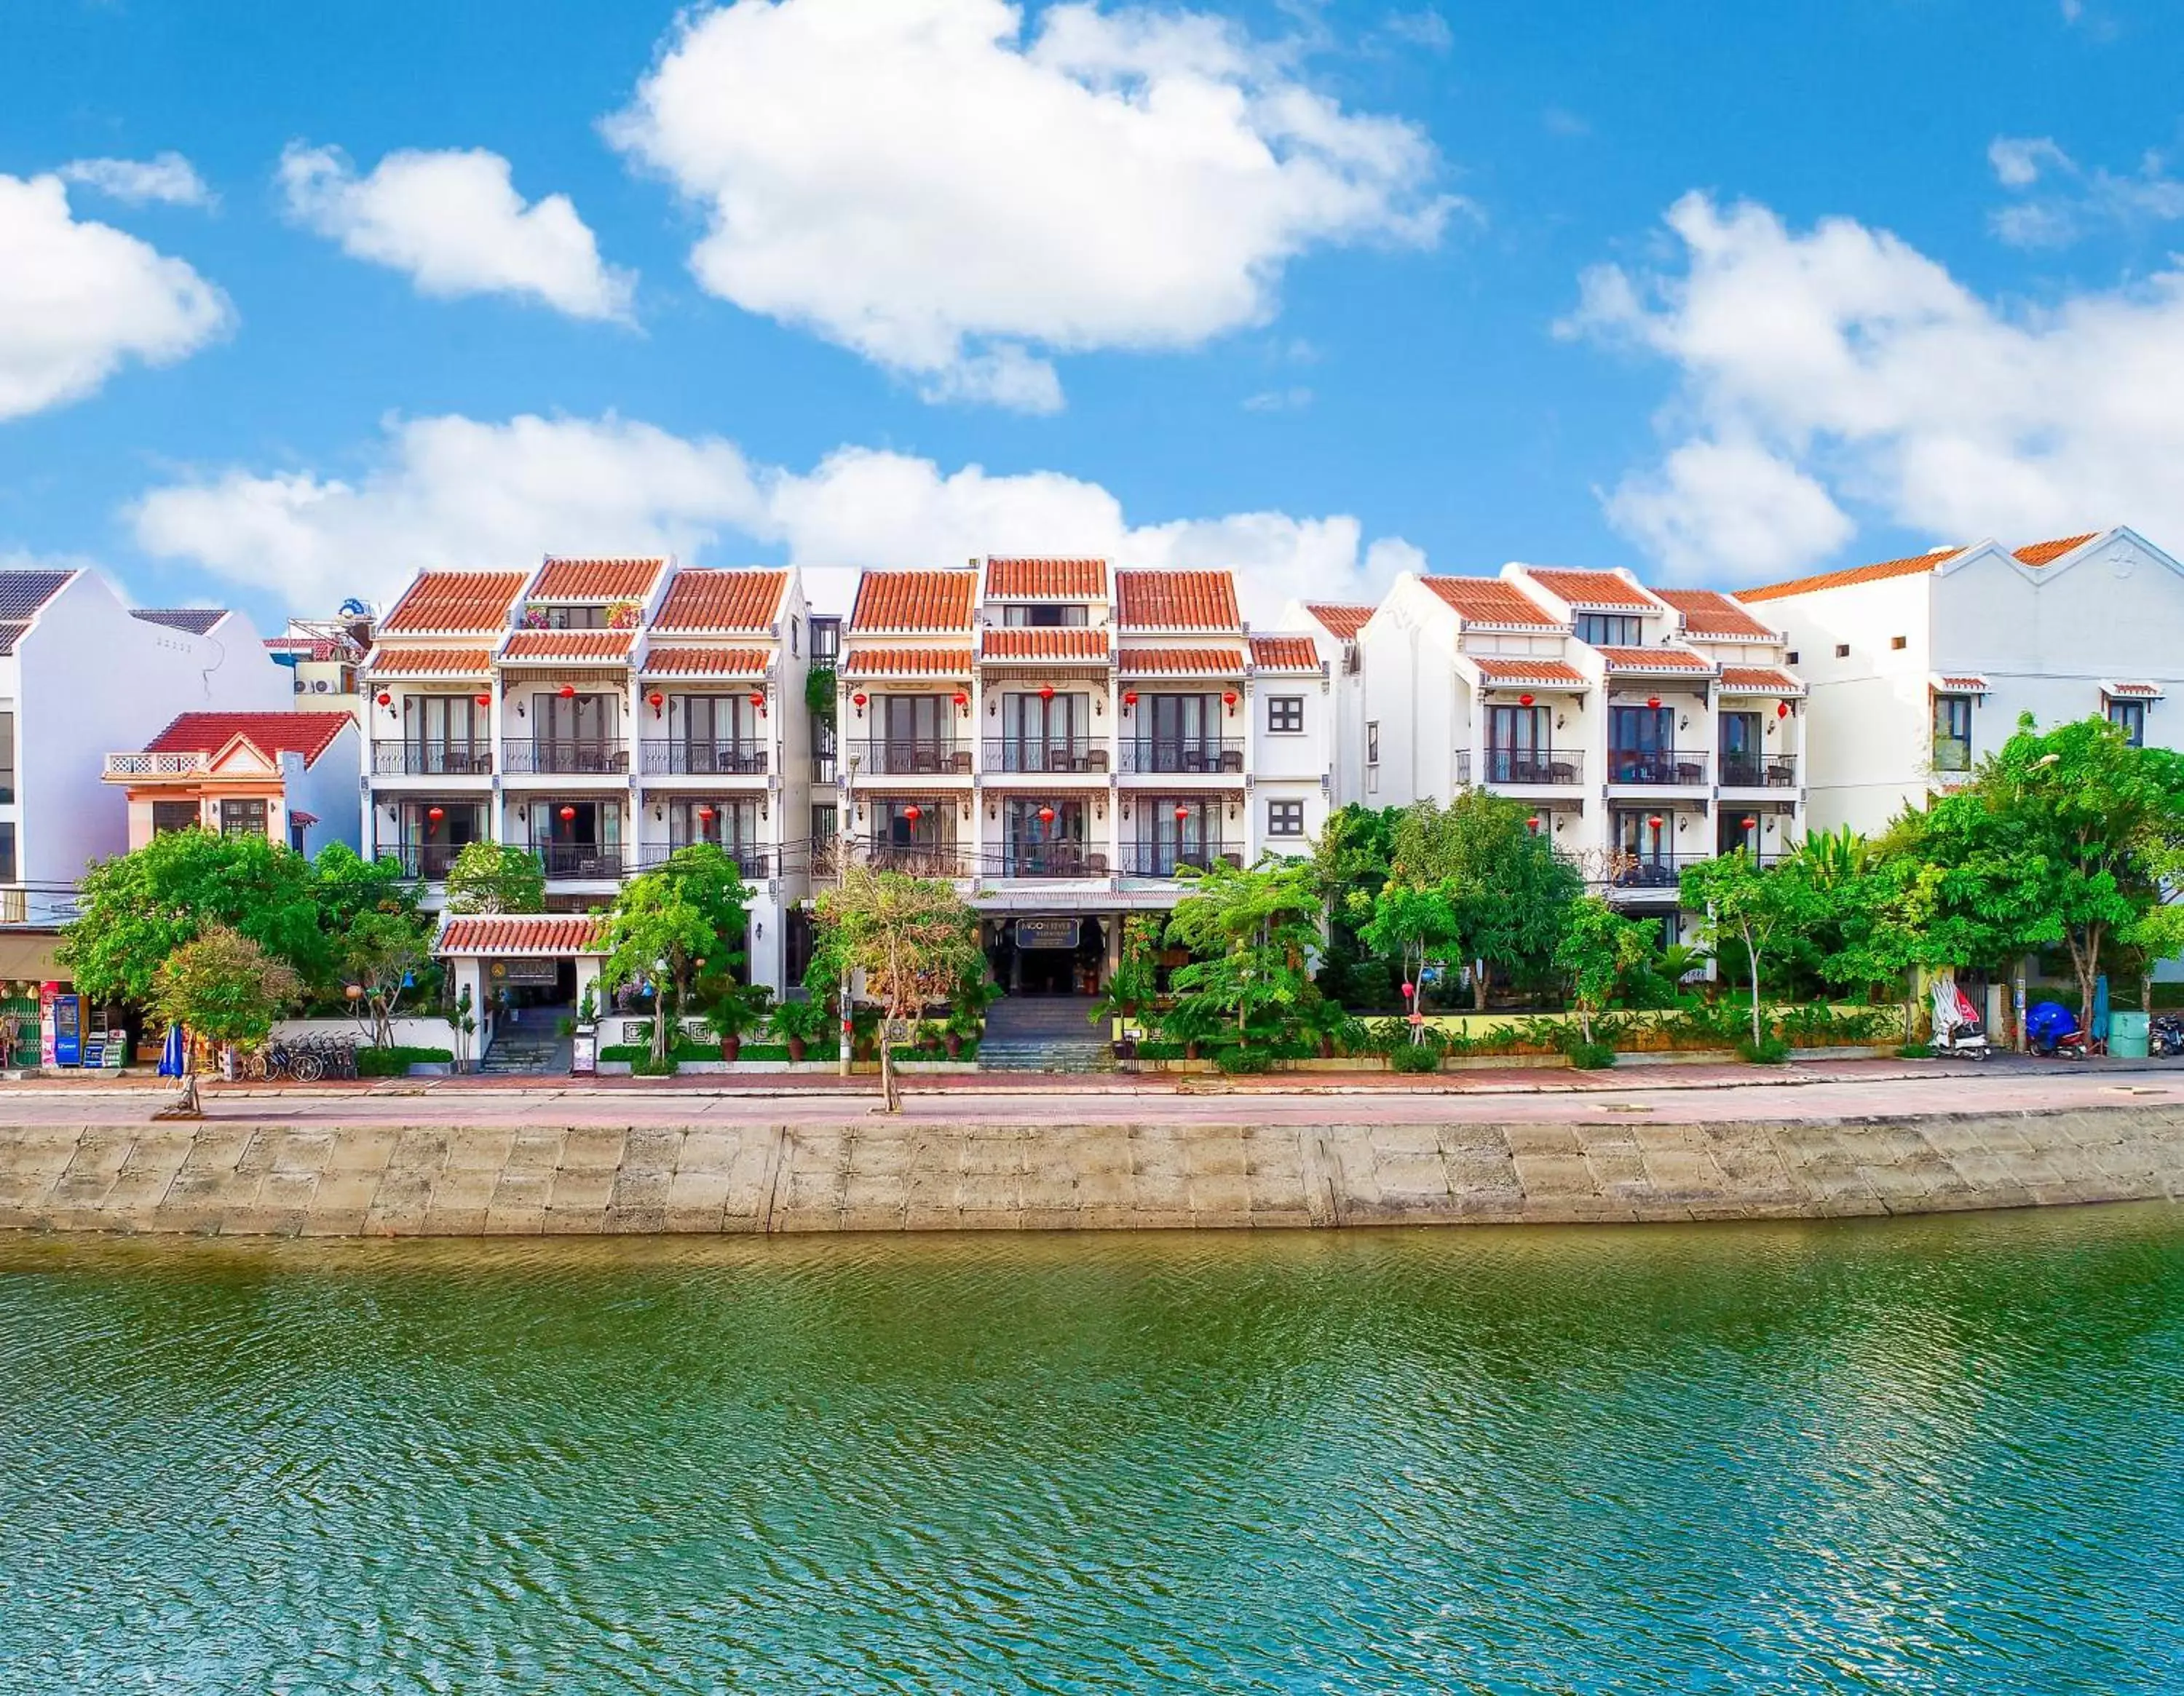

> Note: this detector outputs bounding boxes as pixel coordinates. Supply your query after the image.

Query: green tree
[339,905,436,1048]
[61,830,326,1007]
[817,865,984,1111]
[1089,913,1164,1037]
[1553,898,1655,1047]
[1310,803,1401,1007]
[1382,793,1579,1009]
[1163,856,1322,1047]
[1358,882,1463,1038]
[599,874,716,1071]
[443,840,546,914]
[150,924,303,1117]
[1680,852,1827,1048]
[650,842,753,1014]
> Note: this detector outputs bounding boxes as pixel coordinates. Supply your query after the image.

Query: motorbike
[2151,1013,2184,1059]
[1928,969,1990,1059]
[2025,1001,2099,1060]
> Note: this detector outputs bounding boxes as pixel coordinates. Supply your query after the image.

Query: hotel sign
[1016,918,1080,951]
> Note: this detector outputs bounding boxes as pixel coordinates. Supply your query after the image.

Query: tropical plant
[1163,856,1322,1045]
[150,924,303,1116]
[769,996,831,1061]
[338,903,435,1048]
[1310,803,1401,1007]
[706,980,775,1057]
[1088,913,1164,1036]
[1681,851,1828,1050]
[442,840,546,914]
[816,865,984,1111]
[1358,883,1465,1038]
[1380,793,1580,1009]
[1553,897,1656,1048]
[599,876,714,1072]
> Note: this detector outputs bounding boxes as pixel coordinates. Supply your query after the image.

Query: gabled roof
[365,646,493,677]
[0,569,76,625]
[1249,635,1321,672]
[145,711,352,766]
[1717,665,1805,694]
[529,557,665,602]
[1743,532,2105,605]
[436,914,609,957]
[1420,576,1561,627]
[1115,570,1241,631]
[2012,533,2100,567]
[1654,589,1776,640]
[842,645,976,677]
[500,630,636,663]
[641,646,769,677]
[381,570,528,633]
[979,627,1111,662]
[1594,646,1712,673]
[1522,567,1655,611]
[850,570,977,632]
[1300,603,1372,640]
[1469,657,1588,685]
[984,558,1107,599]
[130,608,229,635]
[650,568,789,632]
[1116,646,1247,675]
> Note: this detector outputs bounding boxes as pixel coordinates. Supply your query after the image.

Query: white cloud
[604,0,1449,410]
[1987,134,2184,247]
[277,143,635,322]
[0,173,232,421]
[59,151,214,207]
[1381,9,1452,51]
[1241,384,1311,411]
[127,411,1417,622]
[1562,191,2184,580]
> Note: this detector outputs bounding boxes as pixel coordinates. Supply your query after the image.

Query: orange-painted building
[102,712,360,855]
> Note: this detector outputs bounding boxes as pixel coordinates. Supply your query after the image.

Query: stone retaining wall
[3,1108,2182,1235]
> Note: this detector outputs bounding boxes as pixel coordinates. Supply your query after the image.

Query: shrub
[1388,1043,1442,1074]
[630,1050,679,1077]
[1737,1035,1792,1065]
[1212,1047,1275,1074]
[355,1044,455,1076]
[1896,1041,1932,1060]
[1566,1041,1618,1070]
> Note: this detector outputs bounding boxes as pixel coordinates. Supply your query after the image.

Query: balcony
[1120,843,1243,878]
[104,750,210,778]
[981,843,1109,879]
[1606,749,1710,786]
[636,841,772,876]
[373,742,494,777]
[847,738,970,777]
[1719,752,1798,789]
[1599,854,1703,897]
[984,737,1111,774]
[1463,748,1584,786]
[639,739,768,777]
[388,842,467,879]
[538,843,624,878]
[1117,738,1242,775]
[502,740,629,775]
[860,841,973,878]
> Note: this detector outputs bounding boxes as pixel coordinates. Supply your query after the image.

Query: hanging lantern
[904,804,922,824]
[1742,816,1758,830]
[558,804,576,822]
[1646,814,1663,830]
[1037,805,1056,825]
[1222,691,1238,709]
[558,683,576,699]
[647,690,664,713]
[1519,693,1535,708]
[376,692,392,708]
[852,692,869,710]
[1122,690,1138,707]
[749,692,764,710]
[1401,981,1416,999]
[697,804,716,822]
[1174,804,1190,822]
[953,689,969,708]
[1646,695,1661,710]
[1777,701,1791,718]
[1039,683,1055,701]
[426,806,444,826]
[1527,814,1541,832]
[474,692,491,709]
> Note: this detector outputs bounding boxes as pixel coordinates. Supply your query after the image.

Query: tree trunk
[1472,964,1487,1013]
[1748,940,1765,1049]
[2074,927,2101,1046]
[879,1023,901,1112]
[650,983,670,1069]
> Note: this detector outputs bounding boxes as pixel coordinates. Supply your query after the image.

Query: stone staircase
[978,995,1113,1074]
[478,1007,572,1076]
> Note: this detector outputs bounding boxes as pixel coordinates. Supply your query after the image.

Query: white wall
[289,722,363,856]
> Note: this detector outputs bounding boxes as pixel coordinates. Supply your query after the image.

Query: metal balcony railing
[1606,748,1711,785]
[1119,843,1243,877]
[846,738,970,777]
[859,841,973,877]
[1719,753,1798,788]
[1117,738,1241,774]
[388,842,468,879]
[978,844,1109,879]
[639,739,768,776]
[502,739,628,775]
[634,841,772,876]
[537,843,624,878]
[1598,854,1704,895]
[1471,748,1584,785]
[374,742,494,776]
[984,737,1110,774]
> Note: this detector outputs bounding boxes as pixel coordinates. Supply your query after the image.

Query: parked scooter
[2026,1001,2099,1060]
[2151,1013,2184,1058]
[1928,969,1991,1060]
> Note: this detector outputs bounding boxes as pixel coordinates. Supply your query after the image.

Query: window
[220,798,269,838]
[1000,603,1090,627]
[1890,635,1907,651]
[1267,799,1305,836]
[2109,698,2148,747]
[1575,613,1642,646]
[1267,695,1304,734]
[790,616,800,657]
[289,820,308,852]
[1366,721,1380,764]
[152,801,199,836]
[812,803,837,849]
[537,604,608,629]
[0,823,13,881]
[1834,643,1850,659]
[811,616,841,664]
[1933,695,1974,771]
[0,710,12,804]
[1787,651,1799,665]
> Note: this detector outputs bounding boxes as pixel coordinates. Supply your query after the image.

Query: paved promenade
[1,1060,2180,1235]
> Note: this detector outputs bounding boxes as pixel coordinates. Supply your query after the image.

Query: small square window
[1366,722,1380,764]
[1890,635,1907,651]
[1787,651,1799,665]
[1267,799,1305,836]
[1834,643,1850,659]
[1267,695,1304,734]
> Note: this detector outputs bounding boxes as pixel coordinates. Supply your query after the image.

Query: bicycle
[259,1040,325,1084]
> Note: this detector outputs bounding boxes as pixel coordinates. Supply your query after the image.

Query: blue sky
[4,0,2183,630]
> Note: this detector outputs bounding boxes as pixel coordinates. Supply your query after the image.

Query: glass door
[1611,809,1673,888]
[1144,694,1217,772]
[1486,705,1551,782]
[1609,705,1673,782]
[1720,710,1760,786]
[537,692,617,771]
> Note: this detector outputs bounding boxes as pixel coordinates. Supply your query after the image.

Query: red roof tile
[381,570,528,633]
[2105,679,2162,697]
[1302,603,1372,639]
[1117,646,1248,675]
[1738,548,1962,603]
[145,712,352,765]
[529,557,665,602]
[501,630,635,662]
[1115,571,1241,631]
[980,627,1111,662]
[1421,577,1561,627]
[1249,635,1321,671]
[1470,657,1588,685]
[1937,674,1991,692]
[1655,588,1776,639]
[641,646,769,677]
[365,646,493,676]
[1717,665,1805,694]
[842,645,976,677]
[850,570,977,632]
[651,569,788,632]
[1523,567,1655,610]
[2013,533,2099,567]
[1595,646,1713,673]
[437,914,608,956]
[984,558,1107,598]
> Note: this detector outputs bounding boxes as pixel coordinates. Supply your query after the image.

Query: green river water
[2,1207,2181,1693]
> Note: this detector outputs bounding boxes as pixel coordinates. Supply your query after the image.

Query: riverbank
[3,1090,2180,1235]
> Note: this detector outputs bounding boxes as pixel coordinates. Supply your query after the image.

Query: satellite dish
[338,598,371,618]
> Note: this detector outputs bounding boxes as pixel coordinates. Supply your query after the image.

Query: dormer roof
[381,570,528,634]
[1114,570,1241,631]
[1420,576,1561,628]
[850,569,977,633]
[1522,567,1656,611]
[529,557,665,602]
[1653,588,1776,640]
[650,568,788,633]
[984,557,1107,599]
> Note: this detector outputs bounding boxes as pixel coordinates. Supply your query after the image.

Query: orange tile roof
[650,568,788,632]
[842,645,976,677]
[641,646,769,677]
[980,627,1112,662]
[1738,548,1963,603]
[1421,576,1561,627]
[381,570,527,633]
[984,557,1107,598]
[437,914,608,956]
[1523,567,1655,610]
[1114,570,1241,631]
[1936,674,1991,692]
[2105,679,2162,697]
[1249,635,1321,671]
[1117,646,1248,675]
[2013,533,2099,566]
[1470,657,1588,685]
[529,557,665,601]
[1595,646,1712,673]
[850,570,976,632]
[365,645,493,676]
[1655,588,1776,640]
[501,630,635,662]
[1302,603,1372,639]
[1717,665,1805,694]
[145,711,352,764]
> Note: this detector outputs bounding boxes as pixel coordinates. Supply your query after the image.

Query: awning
[1931,673,1991,695]
[2102,679,2165,700]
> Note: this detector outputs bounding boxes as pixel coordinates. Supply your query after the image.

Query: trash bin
[2110,1010,2150,1058]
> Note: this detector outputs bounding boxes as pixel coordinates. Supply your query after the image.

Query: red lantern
[1222,691,1238,708]
[1742,816,1757,830]
[1646,695,1661,710]
[1519,693,1535,708]
[952,690,969,708]
[697,804,716,822]
[376,692,392,707]
[904,804,922,824]
[426,806,444,826]
[1037,806,1056,825]
[1646,814,1663,830]
[558,805,576,822]
[1527,814,1541,832]
[749,692,764,710]
[558,683,576,700]
[1122,690,1138,707]
[1039,683,1055,701]
[1401,981,1416,999]
[852,692,868,710]
[1174,804,1190,822]
[474,692,491,708]
[1777,700,1791,718]
[647,690,664,714]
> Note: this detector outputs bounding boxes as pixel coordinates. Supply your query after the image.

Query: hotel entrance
[986,915,1106,996]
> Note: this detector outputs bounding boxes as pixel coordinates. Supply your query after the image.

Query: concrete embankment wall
[3,1109,2182,1236]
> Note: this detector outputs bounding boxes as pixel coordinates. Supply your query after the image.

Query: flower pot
[721,1035,741,1062]
[944,1033,962,1058]
[786,1036,808,1063]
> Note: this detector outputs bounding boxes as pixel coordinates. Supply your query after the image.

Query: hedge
[356,1045,455,1076]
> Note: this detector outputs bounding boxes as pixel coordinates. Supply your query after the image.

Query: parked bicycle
[249,1039,326,1083]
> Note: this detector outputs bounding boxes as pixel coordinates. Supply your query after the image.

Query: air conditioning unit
[312,680,330,693]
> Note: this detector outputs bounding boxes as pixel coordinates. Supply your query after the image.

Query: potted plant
[771,996,828,1063]
[941,1002,982,1059]
[708,981,775,1061]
